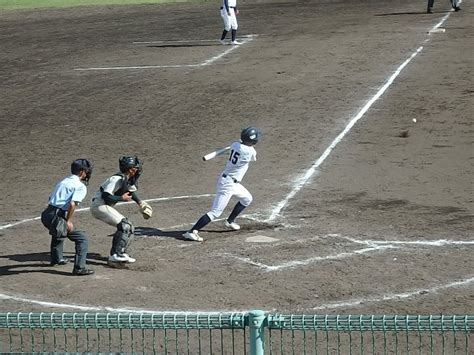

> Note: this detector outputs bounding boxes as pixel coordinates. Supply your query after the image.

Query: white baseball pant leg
[91,203,125,227]
[207,177,252,220]
[220,8,238,31]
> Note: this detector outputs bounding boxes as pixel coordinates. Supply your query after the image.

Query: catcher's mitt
[139,201,153,219]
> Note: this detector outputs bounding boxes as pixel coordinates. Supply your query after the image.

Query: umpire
[41,159,94,276]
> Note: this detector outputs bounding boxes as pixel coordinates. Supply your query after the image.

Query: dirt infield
[0,0,472,316]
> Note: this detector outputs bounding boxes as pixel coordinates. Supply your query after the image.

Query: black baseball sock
[227,202,246,223]
[231,29,237,42]
[221,30,228,41]
[191,214,211,231]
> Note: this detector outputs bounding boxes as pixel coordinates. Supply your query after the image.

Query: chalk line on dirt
[311,277,474,311]
[267,14,453,221]
[220,236,474,271]
[75,35,255,71]
[0,194,213,231]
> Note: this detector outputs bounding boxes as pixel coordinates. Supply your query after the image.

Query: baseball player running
[41,159,94,276]
[90,156,152,266]
[219,0,241,45]
[183,127,260,242]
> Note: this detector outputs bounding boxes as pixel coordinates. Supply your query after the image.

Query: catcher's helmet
[71,158,93,185]
[241,127,260,145]
[119,156,142,184]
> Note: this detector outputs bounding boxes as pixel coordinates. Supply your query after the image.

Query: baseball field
[0,0,472,322]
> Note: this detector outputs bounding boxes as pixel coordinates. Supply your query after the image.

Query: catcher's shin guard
[110,218,134,256]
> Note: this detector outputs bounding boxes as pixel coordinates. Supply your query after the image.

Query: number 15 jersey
[222,141,257,182]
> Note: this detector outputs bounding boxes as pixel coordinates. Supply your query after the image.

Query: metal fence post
[249,310,266,355]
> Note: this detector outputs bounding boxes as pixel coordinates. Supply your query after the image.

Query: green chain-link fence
[1,311,473,354]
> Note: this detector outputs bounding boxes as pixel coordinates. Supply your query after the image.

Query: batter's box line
[309,276,474,311]
[74,35,257,71]
[219,244,396,272]
[342,236,474,247]
[219,235,474,271]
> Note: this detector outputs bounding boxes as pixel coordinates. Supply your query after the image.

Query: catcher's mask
[119,155,142,185]
[71,158,93,186]
[241,127,260,145]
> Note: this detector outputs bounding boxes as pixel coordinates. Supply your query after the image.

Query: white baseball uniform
[221,0,238,31]
[207,141,256,220]
[90,174,138,226]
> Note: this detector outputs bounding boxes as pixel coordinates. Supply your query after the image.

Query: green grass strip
[0,0,190,11]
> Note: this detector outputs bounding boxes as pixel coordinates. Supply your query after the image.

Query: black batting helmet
[241,127,260,145]
[71,158,93,185]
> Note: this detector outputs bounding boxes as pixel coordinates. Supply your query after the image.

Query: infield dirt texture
[0,0,472,316]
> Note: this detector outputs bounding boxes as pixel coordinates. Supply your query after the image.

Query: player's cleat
[122,253,136,263]
[427,7,433,13]
[183,230,203,242]
[231,40,242,45]
[72,268,94,276]
[109,253,129,263]
[224,220,241,230]
[454,6,461,11]
[219,39,226,45]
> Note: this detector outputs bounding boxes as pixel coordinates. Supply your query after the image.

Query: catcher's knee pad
[111,218,134,255]
[118,218,134,234]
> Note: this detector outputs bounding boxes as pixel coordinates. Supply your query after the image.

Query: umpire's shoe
[72,268,94,276]
[427,7,433,13]
[50,258,70,266]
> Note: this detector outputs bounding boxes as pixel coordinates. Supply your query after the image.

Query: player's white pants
[220,8,238,31]
[207,175,252,220]
[90,200,124,227]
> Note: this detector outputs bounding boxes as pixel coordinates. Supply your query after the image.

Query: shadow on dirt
[146,44,218,48]
[135,227,186,240]
[375,10,451,16]
[0,252,108,276]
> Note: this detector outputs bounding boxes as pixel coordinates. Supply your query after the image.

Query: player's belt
[222,174,239,183]
[220,6,236,9]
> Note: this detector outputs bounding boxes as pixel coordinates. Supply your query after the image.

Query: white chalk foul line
[0,293,241,315]
[220,236,474,271]
[268,15,454,221]
[74,35,256,71]
[2,277,471,313]
[312,277,474,311]
[133,35,256,45]
[0,194,213,231]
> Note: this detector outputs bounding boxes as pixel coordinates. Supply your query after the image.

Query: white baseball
[412,118,417,123]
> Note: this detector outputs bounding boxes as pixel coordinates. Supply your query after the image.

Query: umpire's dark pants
[41,205,88,270]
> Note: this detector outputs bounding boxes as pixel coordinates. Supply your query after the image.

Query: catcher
[90,156,152,266]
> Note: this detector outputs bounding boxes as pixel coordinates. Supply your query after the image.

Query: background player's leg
[427,0,434,12]
[221,30,228,41]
